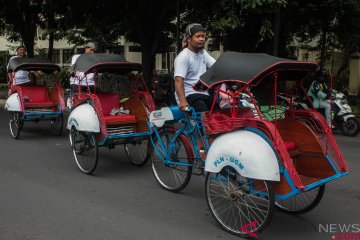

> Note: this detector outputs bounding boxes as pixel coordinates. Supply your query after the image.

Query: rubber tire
[50,114,64,136]
[275,185,325,215]
[205,168,275,238]
[340,117,360,137]
[150,129,192,193]
[124,139,150,166]
[9,111,23,140]
[71,129,99,175]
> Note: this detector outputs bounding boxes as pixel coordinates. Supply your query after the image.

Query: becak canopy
[70,53,142,74]
[197,52,317,90]
[7,57,60,73]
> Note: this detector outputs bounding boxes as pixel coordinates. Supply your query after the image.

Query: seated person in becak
[219,82,234,109]
[7,46,33,86]
[308,70,331,127]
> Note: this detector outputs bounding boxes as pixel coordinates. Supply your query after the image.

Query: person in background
[308,70,332,127]
[174,23,216,112]
[7,45,32,86]
[69,42,97,93]
[218,82,234,109]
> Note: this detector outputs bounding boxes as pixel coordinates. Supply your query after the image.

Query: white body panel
[4,93,21,112]
[205,130,280,181]
[67,103,100,132]
[149,107,174,127]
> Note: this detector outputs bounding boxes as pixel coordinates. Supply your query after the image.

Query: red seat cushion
[283,140,296,151]
[19,86,54,108]
[20,86,50,102]
[97,93,120,116]
[103,115,137,125]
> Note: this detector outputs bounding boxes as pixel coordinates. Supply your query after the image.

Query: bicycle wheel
[70,128,99,174]
[50,114,64,136]
[124,139,150,166]
[9,111,23,139]
[275,185,325,214]
[205,168,274,238]
[150,129,193,192]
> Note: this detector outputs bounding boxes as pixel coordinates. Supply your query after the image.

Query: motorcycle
[277,90,360,137]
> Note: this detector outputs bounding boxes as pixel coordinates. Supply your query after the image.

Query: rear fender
[67,103,100,132]
[4,93,21,111]
[205,130,280,181]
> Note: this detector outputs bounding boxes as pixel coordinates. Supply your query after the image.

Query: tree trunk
[47,31,55,60]
[319,30,328,69]
[141,48,155,93]
[335,44,351,81]
[20,4,38,58]
[22,31,36,57]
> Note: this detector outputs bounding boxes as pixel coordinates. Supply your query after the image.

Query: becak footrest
[24,101,55,108]
[104,115,137,125]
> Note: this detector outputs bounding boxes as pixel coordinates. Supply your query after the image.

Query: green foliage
[154,73,175,107]
[0,0,47,57]
[0,51,9,83]
[259,19,274,42]
[238,0,287,9]
[185,0,288,52]
[57,68,71,89]
[0,83,7,89]
[35,48,47,58]
[1,0,359,91]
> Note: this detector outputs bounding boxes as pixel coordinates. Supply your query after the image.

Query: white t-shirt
[69,54,95,86]
[174,48,215,103]
[7,56,31,85]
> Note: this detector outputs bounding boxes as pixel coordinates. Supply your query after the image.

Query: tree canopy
[1,0,359,85]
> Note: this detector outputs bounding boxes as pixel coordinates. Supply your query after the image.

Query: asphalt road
[0,108,359,240]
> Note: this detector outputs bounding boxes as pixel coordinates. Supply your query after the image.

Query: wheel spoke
[9,112,22,139]
[275,185,325,214]
[151,130,192,192]
[125,140,149,166]
[206,169,274,237]
[71,130,98,174]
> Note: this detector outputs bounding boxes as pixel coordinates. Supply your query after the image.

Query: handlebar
[182,106,202,120]
[184,106,198,117]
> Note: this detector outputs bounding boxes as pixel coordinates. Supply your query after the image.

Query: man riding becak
[174,23,216,112]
